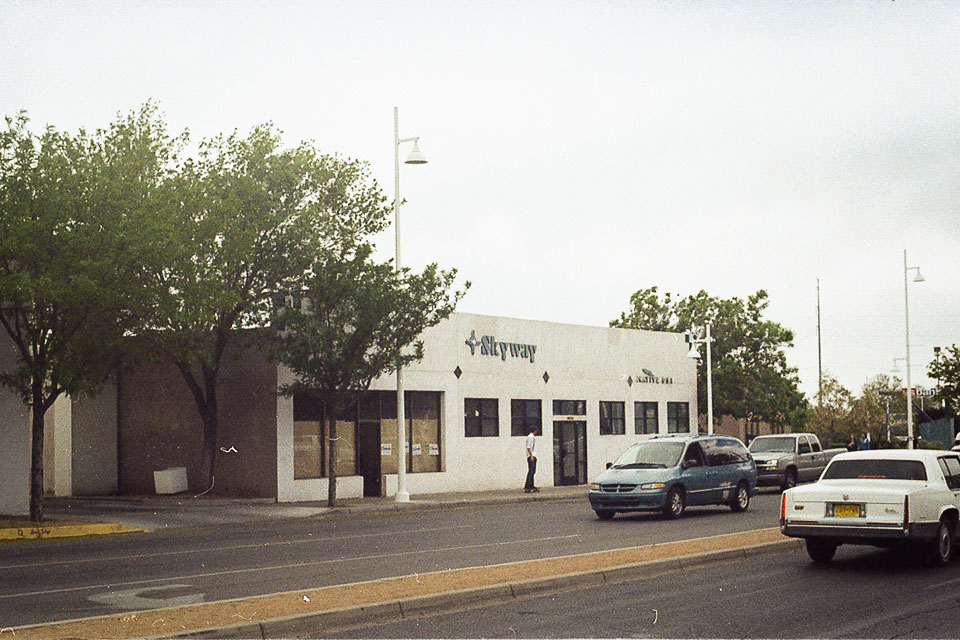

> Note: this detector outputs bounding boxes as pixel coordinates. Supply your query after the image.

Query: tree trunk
[327,414,337,508]
[29,379,46,523]
[201,366,218,493]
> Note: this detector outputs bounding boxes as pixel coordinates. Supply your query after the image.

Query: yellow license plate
[834,503,860,518]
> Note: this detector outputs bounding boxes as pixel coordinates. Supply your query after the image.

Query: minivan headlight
[588,483,601,491]
[640,483,666,490]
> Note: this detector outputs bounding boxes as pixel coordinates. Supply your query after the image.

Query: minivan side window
[683,443,706,467]
[702,438,737,467]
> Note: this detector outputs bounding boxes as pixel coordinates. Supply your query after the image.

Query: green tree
[929,344,960,414]
[848,374,900,447]
[268,244,465,506]
[145,125,393,492]
[0,106,175,521]
[809,372,853,445]
[612,287,808,430]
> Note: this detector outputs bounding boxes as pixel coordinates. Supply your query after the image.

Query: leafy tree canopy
[929,344,960,415]
[0,104,176,520]
[612,286,808,429]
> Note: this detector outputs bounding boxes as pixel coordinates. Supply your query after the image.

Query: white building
[0,313,698,513]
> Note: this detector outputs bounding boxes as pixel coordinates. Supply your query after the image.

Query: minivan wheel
[594,509,615,520]
[729,482,750,512]
[805,538,837,564]
[663,487,685,519]
[929,519,954,565]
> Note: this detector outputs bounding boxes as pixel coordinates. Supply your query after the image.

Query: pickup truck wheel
[594,509,615,520]
[805,538,837,564]
[729,482,750,512]
[781,468,797,491]
[929,519,954,565]
[663,486,685,519]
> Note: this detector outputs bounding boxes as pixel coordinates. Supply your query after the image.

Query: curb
[0,522,146,541]
[10,528,801,640]
[166,538,803,640]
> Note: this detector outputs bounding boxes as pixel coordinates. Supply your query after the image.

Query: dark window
[511,399,542,436]
[683,442,705,467]
[599,401,625,435]
[939,457,960,490]
[798,438,812,455]
[810,437,822,453]
[667,402,690,433]
[703,438,749,466]
[465,398,499,437]
[634,401,658,435]
[553,400,586,416]
[823,459,927,481]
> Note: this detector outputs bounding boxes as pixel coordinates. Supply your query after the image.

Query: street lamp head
[913,270,925,283]
[404,140,427,165]
[687,343,701,360]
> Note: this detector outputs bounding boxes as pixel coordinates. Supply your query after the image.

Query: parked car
[780,449,960,565]
[588,435,756,520]
[748,433,846,490]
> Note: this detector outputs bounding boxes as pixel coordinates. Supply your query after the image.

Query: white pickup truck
[748,433,846,490]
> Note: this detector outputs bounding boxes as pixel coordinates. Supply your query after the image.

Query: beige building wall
[0,334,31,515]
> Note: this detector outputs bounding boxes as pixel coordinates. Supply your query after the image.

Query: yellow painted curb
[10,527,792,640]
[0,522,146,541]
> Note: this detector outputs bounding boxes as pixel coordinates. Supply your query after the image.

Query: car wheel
[781,468,797,491]
[929,519,954,565]
[594,509,615,520]
[729,482,750,512]
[805,538,837,564]
[663,486,685,519]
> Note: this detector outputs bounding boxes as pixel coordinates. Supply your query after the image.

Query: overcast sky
[2,0,958,402]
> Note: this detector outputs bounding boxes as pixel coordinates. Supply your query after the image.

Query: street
[0,491,779,629]
[331,542,960,639]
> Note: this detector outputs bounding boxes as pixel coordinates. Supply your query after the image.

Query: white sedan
[780,449,960,564]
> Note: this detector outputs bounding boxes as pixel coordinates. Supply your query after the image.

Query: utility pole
[817,278,823,408]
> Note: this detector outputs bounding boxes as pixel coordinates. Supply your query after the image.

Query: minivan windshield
[611,441,685,469]
[748,436,795,454]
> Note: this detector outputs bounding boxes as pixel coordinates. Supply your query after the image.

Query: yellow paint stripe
[0,522,145,541]
[11,527,790,640]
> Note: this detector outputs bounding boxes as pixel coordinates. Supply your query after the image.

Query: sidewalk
[0,485,586,541]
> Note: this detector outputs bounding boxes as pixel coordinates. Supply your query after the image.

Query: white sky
[2,0,958,403]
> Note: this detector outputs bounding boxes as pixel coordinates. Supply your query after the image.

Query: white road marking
[0,534,582,601]
[0,524,474,570]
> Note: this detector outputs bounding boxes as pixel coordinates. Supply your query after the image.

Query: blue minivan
[588,435,757,520]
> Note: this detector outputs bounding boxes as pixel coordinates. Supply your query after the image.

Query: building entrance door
[358,421,382,497]
[553,420,586,486]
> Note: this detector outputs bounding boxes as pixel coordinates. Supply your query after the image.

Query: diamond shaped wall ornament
[453,366,462,379]
[627,376,633,387]
[542,371,550,384]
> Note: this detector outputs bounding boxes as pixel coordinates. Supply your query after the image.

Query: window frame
[667,402,690,434]
[510,399,542,437]
[465,397,499,438]
[599,401,626,435]
[634,401,658,435]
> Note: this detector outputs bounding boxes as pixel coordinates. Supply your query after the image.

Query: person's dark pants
[525,456,537,490]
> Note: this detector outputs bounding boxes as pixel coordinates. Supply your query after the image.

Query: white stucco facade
[278,313,698,502]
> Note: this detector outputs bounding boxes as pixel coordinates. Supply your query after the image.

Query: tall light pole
[687,323,714,435]
[393,106,427,502]
[903,250,924,449]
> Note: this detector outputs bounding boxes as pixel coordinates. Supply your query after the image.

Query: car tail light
[903,495,910,534]
[780,493,787,527]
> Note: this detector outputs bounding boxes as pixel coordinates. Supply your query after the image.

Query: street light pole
[393,106,427,503]
[903,249,924,449]
[687,323,714,435]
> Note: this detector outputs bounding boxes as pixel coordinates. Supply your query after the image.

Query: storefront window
[465,398,499,437]
[667,402,690,433]
[635,401,658,434]
[552,400,586,416]
[599,401,625,435]
[293,394,323,479]
[510,399,542,436]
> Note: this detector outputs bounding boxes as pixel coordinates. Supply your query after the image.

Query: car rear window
[822,459,927,481]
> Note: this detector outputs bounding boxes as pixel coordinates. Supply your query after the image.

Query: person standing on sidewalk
[524,427,539,492]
